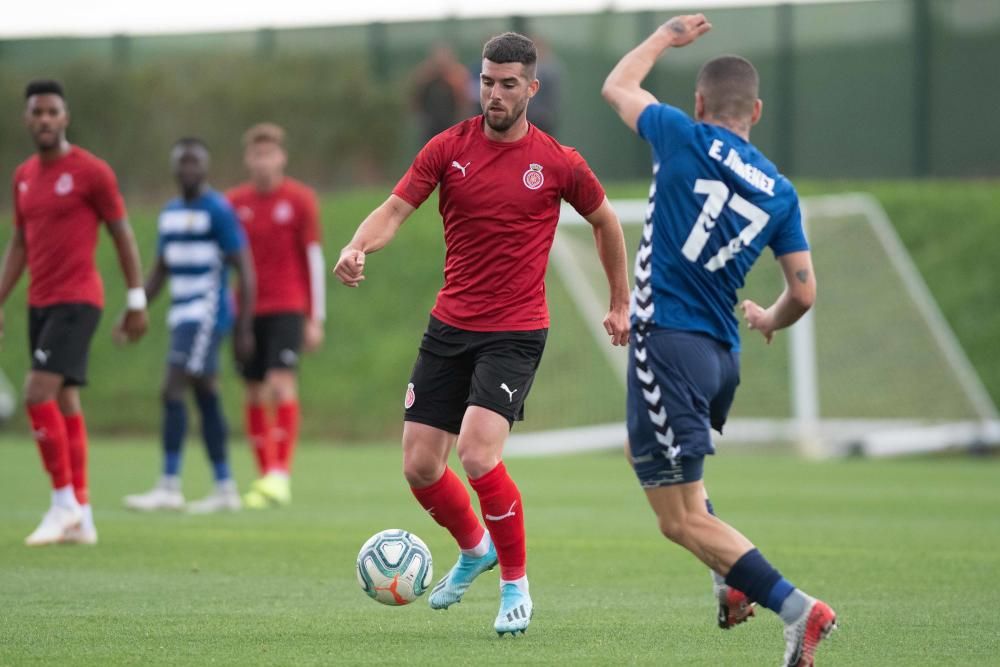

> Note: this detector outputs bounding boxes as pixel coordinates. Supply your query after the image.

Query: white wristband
[126,287,147,311]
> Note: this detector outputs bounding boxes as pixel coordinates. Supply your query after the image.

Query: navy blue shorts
[168,321,225,377]
[627,327,740,489]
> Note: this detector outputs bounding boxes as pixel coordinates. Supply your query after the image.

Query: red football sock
[27,401,72,490]
[246,404,274,476]
[274,400,300,473]
[469,461,525,581]
[410,467,485,551]
[63,412,89,505]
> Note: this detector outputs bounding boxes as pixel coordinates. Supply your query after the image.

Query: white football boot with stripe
[494,583,533,636]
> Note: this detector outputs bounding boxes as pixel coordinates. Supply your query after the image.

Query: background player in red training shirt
[335,33,630,636]
[0,79,148,546]
[227,123,325,508]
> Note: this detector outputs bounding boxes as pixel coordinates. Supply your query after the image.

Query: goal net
[510,193,1000,458]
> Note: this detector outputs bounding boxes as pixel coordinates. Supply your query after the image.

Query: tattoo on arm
[667,19,686,35]
[795,269,810,284]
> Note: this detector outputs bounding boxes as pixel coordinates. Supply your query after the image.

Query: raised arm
[333,194,416,288]
[741,251,816,344]
[584,198,631,346]
[601,14,712,132]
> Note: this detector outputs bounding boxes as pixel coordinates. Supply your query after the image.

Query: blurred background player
[411,44,472,143]
[602,14,836,666]
[227,123,325,508]
[335,32,630,636]
[123,137,255,514]
[0,79,148,546]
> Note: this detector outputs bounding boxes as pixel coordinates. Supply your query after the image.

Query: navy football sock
[195,390,230,481]
[725,548,795,614]
[163,399,187,476]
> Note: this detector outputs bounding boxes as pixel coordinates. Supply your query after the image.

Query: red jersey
[227,178,321,317]
[393,116,605,331]
[13,146,126,309]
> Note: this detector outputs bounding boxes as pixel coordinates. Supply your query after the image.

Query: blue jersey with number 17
[633,103,809,352]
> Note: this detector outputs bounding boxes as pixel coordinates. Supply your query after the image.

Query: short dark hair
[482,32,537,76]
[695,55,759,122]
[173,136,209,151]
[25,79,65,100]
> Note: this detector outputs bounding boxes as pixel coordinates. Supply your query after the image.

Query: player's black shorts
[28,303,102,387]
[238,312,305,382]
[626,326,740,488]
[403,315,548,435]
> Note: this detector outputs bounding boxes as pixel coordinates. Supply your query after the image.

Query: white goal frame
[507,193,1000,458]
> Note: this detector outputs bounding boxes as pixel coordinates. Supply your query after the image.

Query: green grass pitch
[1,439,998,665]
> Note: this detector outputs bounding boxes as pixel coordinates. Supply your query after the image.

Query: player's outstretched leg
[409,465,497,609]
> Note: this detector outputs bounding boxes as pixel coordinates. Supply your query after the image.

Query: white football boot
[186,480,241,514]
[25,504,82,546]
[123,477,186,511]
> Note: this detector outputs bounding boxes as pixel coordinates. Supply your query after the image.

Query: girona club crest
[404,382,416,409]
[522,163,544,190]
[54,173,74,196]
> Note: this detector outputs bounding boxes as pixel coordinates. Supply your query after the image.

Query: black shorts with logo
[28,303,102,387]
[404,315,548,435]
[238,313,305,382]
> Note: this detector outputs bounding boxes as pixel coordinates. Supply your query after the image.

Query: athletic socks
[27,401,72,489]
[411,466,486,551]
[501,575,529,594]
[273,401,300,473]
[163,399,187,476]
[463,530,492,559]
[51,484,78,510]
[195,390,230,481]
[63,412,89,506]
[725,548,800,620]
[469,461,526,581]
[246,404,273,476]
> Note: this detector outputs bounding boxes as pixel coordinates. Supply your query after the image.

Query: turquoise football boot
[428,540,498,610]
[494,583,533,636]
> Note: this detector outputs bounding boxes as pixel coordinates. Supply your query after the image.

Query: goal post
[507,193,1000,458]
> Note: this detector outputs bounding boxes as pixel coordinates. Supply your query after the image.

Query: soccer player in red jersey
[335,33,630,635]
[227,123,325,508]
[0,80,148,546]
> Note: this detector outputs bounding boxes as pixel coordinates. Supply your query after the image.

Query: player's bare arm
[741,250,816,344]
[334,194,415,287]
[0,226,28,341]
[602,14,712,132]
[583,197,631,346]
[228,248,257,362]
[305,242,326,351]
[107,218,148,343]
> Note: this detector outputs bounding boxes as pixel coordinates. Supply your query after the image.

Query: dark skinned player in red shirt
[0,80,147,546]
[335,33,630,636]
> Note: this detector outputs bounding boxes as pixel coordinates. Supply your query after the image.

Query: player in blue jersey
[602,14,836,666]
[123,137,256,514]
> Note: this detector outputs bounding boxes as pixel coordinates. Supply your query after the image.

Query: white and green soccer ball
[356,529,433,606]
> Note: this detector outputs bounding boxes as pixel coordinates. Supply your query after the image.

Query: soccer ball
[356,529,433,606]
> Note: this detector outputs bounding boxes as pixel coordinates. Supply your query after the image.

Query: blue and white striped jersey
[156,189,246,331]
